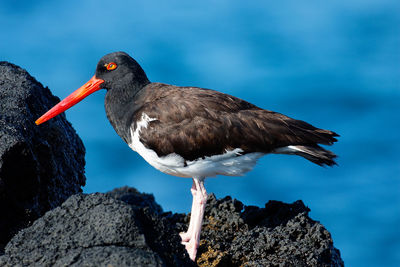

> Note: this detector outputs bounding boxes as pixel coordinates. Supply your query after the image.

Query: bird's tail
[273,144,337,166]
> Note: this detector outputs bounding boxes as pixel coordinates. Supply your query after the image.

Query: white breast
[129,113,264,178]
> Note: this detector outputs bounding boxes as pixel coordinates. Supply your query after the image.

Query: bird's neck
[105,81,149,144]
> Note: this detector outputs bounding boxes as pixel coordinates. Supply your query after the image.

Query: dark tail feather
[274,144,337,166]
[289,120,340,146]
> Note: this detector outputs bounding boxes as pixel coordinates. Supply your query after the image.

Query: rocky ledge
[0,187,343,267]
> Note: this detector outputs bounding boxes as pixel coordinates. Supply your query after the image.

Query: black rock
[0,187,343,267]
[0,62,86,252]
[197,196,344,267]
[0,187,192,267]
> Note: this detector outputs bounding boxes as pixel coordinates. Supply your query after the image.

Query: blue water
[1,1,399,266]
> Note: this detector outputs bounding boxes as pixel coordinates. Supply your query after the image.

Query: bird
[35,51,339,261]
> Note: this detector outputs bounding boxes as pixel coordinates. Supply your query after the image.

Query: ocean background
[1,1,399,266]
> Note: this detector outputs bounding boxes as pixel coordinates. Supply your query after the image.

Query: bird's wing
[134,83,338,161]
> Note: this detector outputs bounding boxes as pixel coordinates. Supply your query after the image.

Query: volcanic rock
[0,186,344,266]
[0,62,85,252]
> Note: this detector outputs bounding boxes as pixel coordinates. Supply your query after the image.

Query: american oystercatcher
[36,51,338,261]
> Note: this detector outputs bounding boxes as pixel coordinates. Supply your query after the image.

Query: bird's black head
[95,51,150,91]
[35,51,150,125]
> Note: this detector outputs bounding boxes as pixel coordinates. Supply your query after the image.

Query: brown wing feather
[135,83,338,161]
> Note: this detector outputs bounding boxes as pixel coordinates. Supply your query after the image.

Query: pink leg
[179,180,197,242]
[180,177,208,261]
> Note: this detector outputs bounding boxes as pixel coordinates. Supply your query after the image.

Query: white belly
[129,113,264,178]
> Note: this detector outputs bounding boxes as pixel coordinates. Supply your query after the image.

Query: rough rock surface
[0,62,86,252]
[197,196,344,267]
[0,187,344,267]
[0,187,191,267]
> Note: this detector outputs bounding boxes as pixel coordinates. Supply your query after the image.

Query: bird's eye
[106,62,117,71]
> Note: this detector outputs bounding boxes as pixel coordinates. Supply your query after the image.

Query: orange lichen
[196,243,228,267]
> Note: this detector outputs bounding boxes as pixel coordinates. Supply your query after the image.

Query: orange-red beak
[35,75,104,125]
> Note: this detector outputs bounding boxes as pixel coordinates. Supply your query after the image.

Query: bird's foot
[180,230,200,261]
[182,238,199,261]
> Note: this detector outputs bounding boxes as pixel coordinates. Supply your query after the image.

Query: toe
[185,240,199,261]
[179,232,191,243]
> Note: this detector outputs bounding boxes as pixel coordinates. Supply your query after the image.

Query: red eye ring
[106,62,117,70]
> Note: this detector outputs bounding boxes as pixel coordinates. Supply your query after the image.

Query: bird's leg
[179,179,197,242]
[181,177,208,261]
